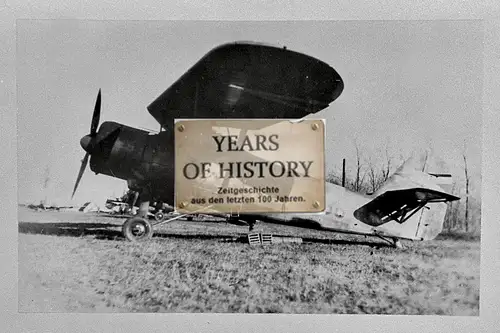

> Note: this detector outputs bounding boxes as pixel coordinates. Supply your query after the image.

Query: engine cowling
[85,121,149,180]
[82,121,175,203]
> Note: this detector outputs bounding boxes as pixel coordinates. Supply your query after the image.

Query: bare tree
[444,181,460,231]
[365,141,395,193]
[352,141,367,192]
[325,170,342,186]
[381,143,393,183]
[326,140,403,194]
[463,151,470,233]
[366,157,379,193]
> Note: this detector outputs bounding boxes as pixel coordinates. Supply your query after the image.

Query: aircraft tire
[394,239,404,249]
[122,217,153,242]
[154,211,165,222]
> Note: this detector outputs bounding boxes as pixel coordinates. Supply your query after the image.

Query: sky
[16,20,483,206]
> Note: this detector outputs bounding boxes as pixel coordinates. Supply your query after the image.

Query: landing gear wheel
[154,211,165,222]
[394,239,403,249]
[122,217,153,242]
[248,220,256,232]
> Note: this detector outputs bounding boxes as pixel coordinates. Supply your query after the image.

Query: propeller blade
[90,89,101,136]
[71,152,89,199]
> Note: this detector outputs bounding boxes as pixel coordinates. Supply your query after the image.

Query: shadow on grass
[18,222,123,240]
[18,221,250,243]
[435,231,481,242]
[18,221,392,248]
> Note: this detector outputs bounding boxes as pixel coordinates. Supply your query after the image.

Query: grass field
[18,207,480,314]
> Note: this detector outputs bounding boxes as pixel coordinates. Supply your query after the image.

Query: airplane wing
[353,188,460,227]
[147,42,344,128]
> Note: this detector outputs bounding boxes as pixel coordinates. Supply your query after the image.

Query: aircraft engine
[84,121,151,181]
[72,89,171,199]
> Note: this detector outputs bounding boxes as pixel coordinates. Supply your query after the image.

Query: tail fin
[354,154,460,241]
[373,153,452,195]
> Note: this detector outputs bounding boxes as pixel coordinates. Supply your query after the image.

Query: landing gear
[226,215,257,231]
[374,234,405,249]
[122,200,153,242]
[393,239,403,249]
[154,211,165,222]
[122,216,153,242]
[248,219,256,232]
[121,198,198,241]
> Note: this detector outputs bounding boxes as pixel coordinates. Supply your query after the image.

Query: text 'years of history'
[174,119,325,214]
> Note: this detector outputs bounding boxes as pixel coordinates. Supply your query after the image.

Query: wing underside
[147,42,344,128]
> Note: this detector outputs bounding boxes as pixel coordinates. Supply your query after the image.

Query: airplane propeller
[90,88,101,136]
[71,89,102,199]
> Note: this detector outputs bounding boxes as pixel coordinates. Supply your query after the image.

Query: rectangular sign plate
[174,119,325,214]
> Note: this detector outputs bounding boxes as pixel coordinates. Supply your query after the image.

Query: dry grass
[18,207,480,315]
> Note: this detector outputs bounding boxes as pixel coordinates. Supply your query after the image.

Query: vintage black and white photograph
[17,20,482,314]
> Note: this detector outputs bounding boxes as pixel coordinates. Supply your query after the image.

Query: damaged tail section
[353,153,460,241]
